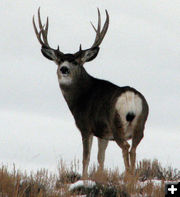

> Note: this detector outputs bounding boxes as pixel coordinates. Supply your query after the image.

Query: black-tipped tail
[126,112,135,122]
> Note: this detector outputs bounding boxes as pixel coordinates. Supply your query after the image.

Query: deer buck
[33,8,149,178]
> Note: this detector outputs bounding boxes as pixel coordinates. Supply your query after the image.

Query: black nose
[60,66,70,74]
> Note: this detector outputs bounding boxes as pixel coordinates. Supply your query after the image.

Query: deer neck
[59,69,94,112]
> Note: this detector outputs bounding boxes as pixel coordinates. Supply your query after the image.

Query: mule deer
[33,8,149,178]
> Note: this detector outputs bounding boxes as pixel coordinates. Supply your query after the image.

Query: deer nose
[60,66,70,74]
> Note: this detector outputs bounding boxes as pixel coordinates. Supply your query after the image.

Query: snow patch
[69,180,96,191]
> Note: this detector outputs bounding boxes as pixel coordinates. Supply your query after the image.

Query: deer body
[59,70,145,141]
[33,8,149,178]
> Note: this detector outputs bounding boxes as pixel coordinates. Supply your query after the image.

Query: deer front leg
[97,138,109,171]
[82,135,93,179]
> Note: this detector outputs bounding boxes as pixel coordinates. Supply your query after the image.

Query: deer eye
[60,66,70,75]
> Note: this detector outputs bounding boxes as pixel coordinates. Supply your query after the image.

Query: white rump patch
[116,91,142,118]
[115,91,142,139]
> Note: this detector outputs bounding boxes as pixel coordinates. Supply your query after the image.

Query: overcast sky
[0,0,179,174]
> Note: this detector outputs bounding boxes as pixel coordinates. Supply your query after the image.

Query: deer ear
[41,47,58,61]
[81,47,99,63]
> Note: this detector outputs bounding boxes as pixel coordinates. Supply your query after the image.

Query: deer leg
[97,138,109,171]
[82,135,93,179]
[122,141,130,173]
[115,139,130,172]
[130,125,144,174]
[129,147,136,174]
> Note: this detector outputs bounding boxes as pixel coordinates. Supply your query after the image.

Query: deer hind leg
[115,138,130,172]
[122,141,130,173]
[82,134,93,179]
[113,116,131,173]
[130,124,144,174]
[97,138,109,171]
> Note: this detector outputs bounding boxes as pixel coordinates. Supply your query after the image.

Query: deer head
[33,8,109,85]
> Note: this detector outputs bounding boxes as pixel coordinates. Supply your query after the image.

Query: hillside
[0,159,179,197]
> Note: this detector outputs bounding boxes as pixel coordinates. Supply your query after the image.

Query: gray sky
[0,0,180,173]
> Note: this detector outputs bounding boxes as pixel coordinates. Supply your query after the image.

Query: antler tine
[91,8,109,48]
[96,8,101,34]
[43,17,49,45]
[37,8,43,30]
[98,10,109,44]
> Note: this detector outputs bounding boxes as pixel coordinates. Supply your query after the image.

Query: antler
[33,8,50,47]
[33,8,109,59]
[90,8,109,48]
[33,7,62,53]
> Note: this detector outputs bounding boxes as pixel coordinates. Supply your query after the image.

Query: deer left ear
[81,47,99,63]
[41,47,58,61]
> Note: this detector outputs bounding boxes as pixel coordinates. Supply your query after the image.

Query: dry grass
[0,159,179,197]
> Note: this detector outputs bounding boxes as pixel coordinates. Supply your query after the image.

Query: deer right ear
[80,47,100,63]
[41,47,58,61]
